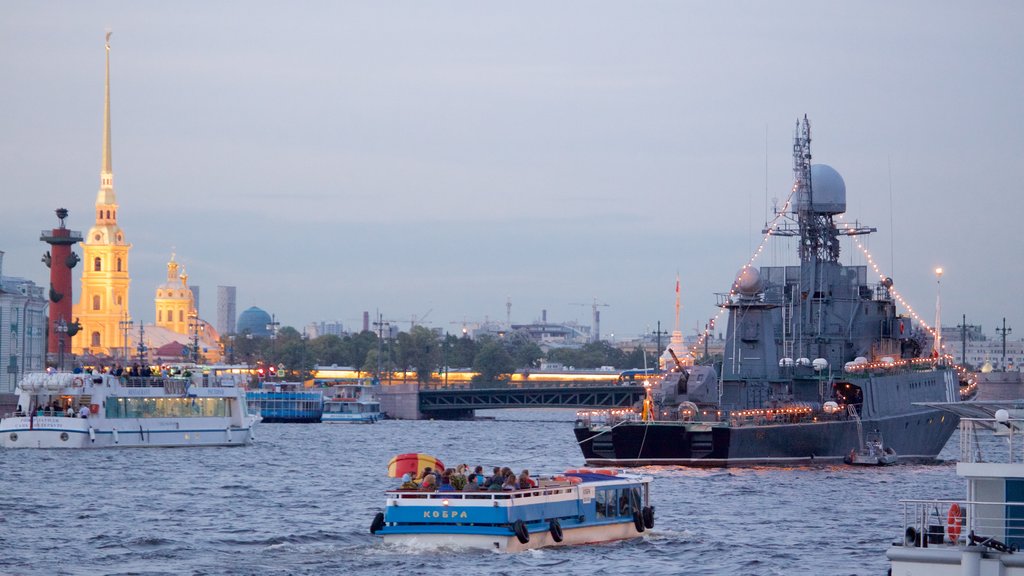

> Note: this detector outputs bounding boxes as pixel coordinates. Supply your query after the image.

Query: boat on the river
[843,430,897,466]
[370,469,654,551]
[0,370,258,448]
[574,116,976,467]
[246,383,323,423]
[322,381,381,423]
[887,402,1024,574]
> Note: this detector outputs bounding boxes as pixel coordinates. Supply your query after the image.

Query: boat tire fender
[513,519,530,544]
[642,505,655,529]
[633,511,645,533]
[370,512,385,534]
[549,519,563,543]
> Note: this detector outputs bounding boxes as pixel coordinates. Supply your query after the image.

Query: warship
[574,116,976,466]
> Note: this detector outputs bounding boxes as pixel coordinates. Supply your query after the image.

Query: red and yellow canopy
[387,453,445,478]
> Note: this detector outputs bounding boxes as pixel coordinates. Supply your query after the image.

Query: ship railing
[896,498,1024,552]
[959,417,1024,464]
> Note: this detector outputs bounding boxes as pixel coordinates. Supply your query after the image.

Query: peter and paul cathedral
[72,33,131,357]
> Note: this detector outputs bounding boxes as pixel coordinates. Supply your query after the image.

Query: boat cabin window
[105,397,231,418]
[594,486,641,519]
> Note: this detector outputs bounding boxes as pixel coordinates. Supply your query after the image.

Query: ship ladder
[847,404,865,451]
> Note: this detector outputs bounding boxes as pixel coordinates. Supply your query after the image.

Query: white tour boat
[0,370,259,448]
[322,382,381,423]
[370,469,654,551]
[888,402,1024,575]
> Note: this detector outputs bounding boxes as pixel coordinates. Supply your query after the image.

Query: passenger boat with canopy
[0,369,258,448]
[371,465,654,551]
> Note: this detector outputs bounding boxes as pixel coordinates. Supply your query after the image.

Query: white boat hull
[0,415,255,448]
[382,521,642,551]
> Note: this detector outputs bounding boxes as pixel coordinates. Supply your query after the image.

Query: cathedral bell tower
[73,32,132,358]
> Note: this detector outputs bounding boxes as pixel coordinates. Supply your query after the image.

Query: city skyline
[1,3,1021,341]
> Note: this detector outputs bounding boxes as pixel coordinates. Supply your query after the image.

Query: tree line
[221,326,653,384]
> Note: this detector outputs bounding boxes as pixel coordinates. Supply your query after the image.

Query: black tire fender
[642,505,655,529]
[370,512,385,534]
[513,519,530,544]
[633,511,645,533]
[549,519,564,543]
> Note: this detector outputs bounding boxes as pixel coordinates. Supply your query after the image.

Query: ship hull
[574,408,958,467]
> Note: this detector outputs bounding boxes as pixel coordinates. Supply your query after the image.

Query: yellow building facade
[156,254,195,334]
[73,34,132,357]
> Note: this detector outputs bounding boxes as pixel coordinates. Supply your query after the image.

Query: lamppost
[652,321,668,369]
[934,267,943,363]
[55,317,68,371]
[119,311,133,365]
[266,314,280,362]
[227,334,236,365]
[188,310,203,364]
[136,323,148,369]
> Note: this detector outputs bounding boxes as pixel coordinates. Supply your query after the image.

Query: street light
[119,311,133,365]
[188,310,203,365]
[934,267,944,361]
[55,317,69,371]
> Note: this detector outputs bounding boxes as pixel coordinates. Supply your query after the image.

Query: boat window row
[105,397,232,419]
[594,486,642,519]
[324,402,381,414]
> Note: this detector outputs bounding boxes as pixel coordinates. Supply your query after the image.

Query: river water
[0,409,968,576]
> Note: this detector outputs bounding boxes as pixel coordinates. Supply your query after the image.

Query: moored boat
[887,402,1024,574]
[0,370,258,448]
[246,383,323,423]
[371,469,654,551]
[322,381,381,423]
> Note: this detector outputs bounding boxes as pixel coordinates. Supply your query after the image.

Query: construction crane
[569,298,610,343]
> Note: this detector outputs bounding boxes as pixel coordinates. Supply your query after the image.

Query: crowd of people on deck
[398,464,538,492]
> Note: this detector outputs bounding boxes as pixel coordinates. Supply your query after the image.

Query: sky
[1,2,1021,342]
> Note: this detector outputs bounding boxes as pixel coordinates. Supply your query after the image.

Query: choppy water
[0,409,966,576]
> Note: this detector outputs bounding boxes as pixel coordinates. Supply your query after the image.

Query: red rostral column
[40,208,82,359]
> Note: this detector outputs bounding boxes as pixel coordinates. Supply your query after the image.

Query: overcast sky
[1,2,1021,341]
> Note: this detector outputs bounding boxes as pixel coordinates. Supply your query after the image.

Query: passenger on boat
[399,473,419,490]
[502,472,518,491]
[419,474,437,491]
[78,405,89,419]
[487,467,502,488]
[518,470,537,489]
[464,474,480,491]
[65,405,74,418]
[419,467,434,482]
[438,469,455,492]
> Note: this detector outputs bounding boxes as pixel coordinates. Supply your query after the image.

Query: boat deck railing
[386,484,579,503]
[897,498,1024,552]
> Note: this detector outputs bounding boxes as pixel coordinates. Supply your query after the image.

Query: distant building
[189,285,200,313]
[72,35,132,357]
[0,261,48,393]
[237,307,272,337]
[306,321,346,338]
[217,285,236,335]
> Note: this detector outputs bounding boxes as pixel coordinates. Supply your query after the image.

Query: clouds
[1,2,1021,339]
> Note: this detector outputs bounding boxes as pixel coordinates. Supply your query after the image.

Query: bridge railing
[419,379,626,391]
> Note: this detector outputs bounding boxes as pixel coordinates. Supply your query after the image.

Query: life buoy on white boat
[72,376,84,388]
[947,503,963,542]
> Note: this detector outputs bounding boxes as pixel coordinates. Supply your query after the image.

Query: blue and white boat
[322,382,381,423]
[246,383,323,423]
[888,402,1024,575]
[370,470,654,551]
[0,370,258,448]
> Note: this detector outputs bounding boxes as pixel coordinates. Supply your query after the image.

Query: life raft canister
[90,404,100,415]
[947,503,963,542]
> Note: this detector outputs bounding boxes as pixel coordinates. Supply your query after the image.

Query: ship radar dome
[734,267,763,295]
[793,164,847,215]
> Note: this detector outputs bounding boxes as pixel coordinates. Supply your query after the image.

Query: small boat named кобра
[370,469,654,551]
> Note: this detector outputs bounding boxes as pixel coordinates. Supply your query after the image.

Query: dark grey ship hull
[574,407,958,467]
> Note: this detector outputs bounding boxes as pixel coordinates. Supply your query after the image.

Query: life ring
[549,519,563,543]
[642,505,655,529]
[512,519,530,544]
[369,512,385,534]
[947,503,963,542]
[72,377,84,388]
[593,469,615,476]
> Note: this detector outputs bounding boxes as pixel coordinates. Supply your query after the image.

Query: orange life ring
[72,377,84,387]
[593,469,615,476]
[947,503,963,542]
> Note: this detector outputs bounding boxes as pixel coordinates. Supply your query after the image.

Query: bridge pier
[378,383,423,420]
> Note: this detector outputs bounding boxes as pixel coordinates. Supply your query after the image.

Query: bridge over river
[378,381,646,420]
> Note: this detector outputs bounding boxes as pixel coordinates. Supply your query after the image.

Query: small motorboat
[844,431,897,466]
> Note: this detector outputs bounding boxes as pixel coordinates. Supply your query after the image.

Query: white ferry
[887,402,1024,574]
[322,382,381,423]
[0,370,258,448]
[370,469,654,551]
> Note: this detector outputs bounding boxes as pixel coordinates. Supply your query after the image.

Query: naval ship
[574,116,976,467]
